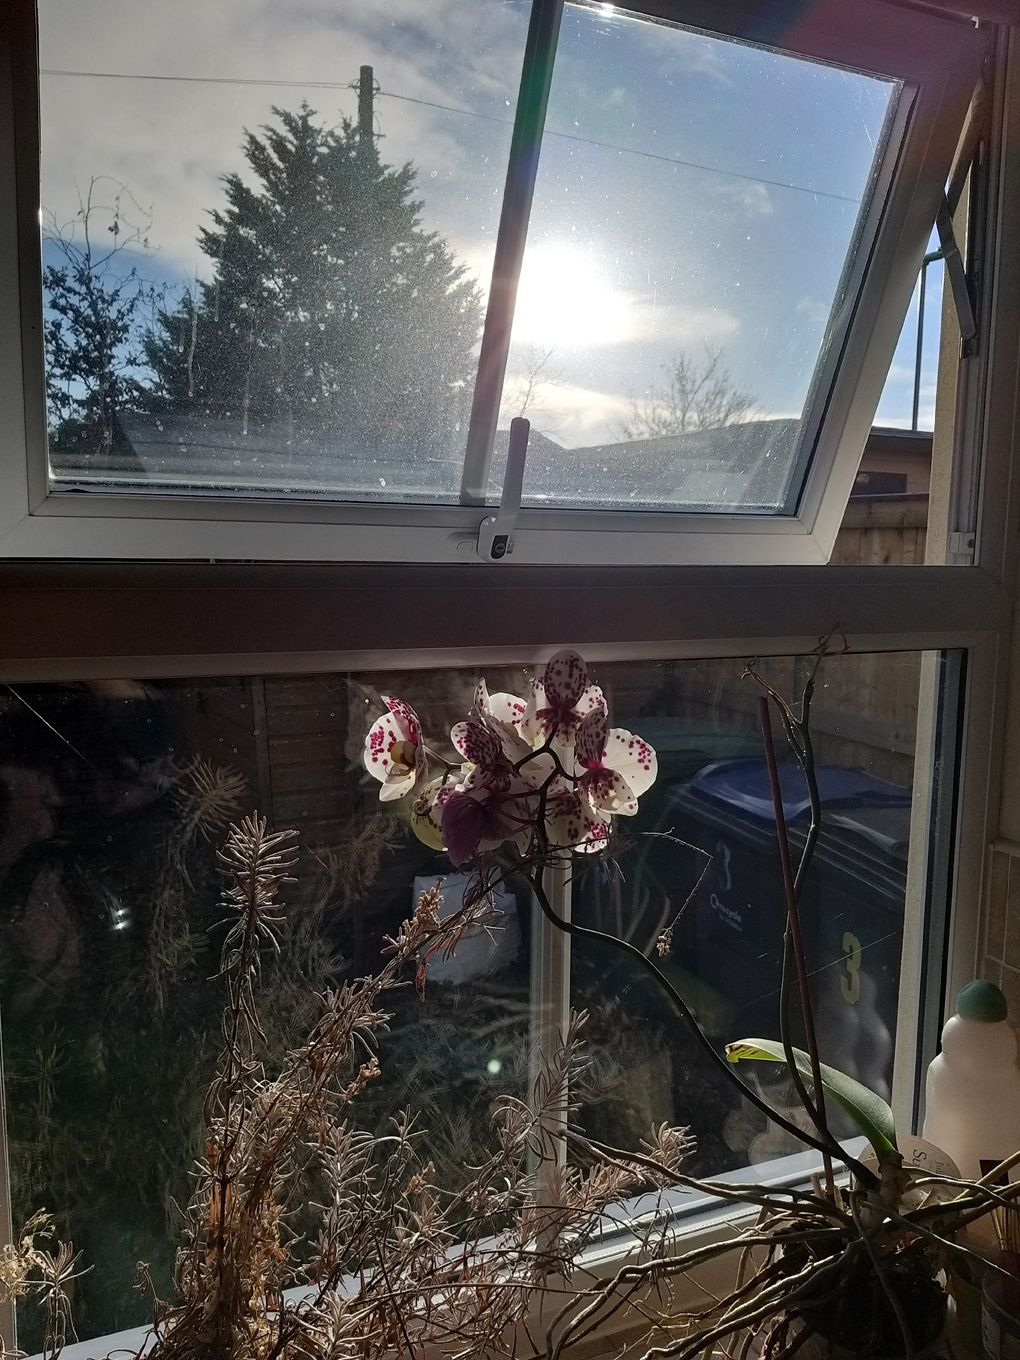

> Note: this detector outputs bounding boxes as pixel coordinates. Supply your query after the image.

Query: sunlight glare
[512,243,632,347]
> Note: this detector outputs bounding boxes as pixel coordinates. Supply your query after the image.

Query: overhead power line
[39,67,857,202]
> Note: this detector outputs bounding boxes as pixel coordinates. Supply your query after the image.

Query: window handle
[477,417,529,560]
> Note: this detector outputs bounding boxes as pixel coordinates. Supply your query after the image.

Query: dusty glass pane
[0,671,534,1349]
[38,1,528,501]
[571,651,922,1172]
[1,651,924,1349]
[493,2,901,512]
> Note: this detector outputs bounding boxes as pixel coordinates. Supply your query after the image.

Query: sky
[38,0,936,499]
[38,0,530,273]
[501,4,899,458]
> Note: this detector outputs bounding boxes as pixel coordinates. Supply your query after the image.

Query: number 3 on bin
[841,931,862,1004]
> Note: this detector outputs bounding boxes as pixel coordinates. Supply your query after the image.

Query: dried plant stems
[0,1212,85,1360]
[139,815,664,1360]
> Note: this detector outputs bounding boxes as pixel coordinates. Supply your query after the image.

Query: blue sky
[502,4,902,447]
[38,0,935,463]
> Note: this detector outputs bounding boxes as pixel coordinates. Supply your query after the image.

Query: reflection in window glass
[572,652,922,1172]
[1,651,925,1347]
[494,3,901,512]
[39,1,528,500]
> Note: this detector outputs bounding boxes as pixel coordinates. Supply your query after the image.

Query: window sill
[25,1142,865,1360]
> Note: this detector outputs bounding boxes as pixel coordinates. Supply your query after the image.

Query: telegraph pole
[357,65,374,163]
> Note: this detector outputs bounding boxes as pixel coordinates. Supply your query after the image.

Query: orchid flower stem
[792,679,822,901]
[516,733,573,784]
[758,696,835,1201]
[527,868,876,1188]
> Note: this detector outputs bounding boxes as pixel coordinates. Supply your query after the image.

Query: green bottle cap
[957,979,1008,1023]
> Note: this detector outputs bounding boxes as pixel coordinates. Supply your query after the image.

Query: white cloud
[501,378,631,449]
[712,180,774,219]
[37,0,527,276]
[795,295,831,328]
[629,300,739,346]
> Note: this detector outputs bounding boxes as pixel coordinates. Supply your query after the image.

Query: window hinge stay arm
[936,194,977,346]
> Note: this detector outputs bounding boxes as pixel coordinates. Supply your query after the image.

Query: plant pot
[791,1256,948,1360]
[794,1328,947,1359]
[748,1319,948,1360]
[982,1273,1020,1359]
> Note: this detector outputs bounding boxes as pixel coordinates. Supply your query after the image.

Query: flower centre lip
[390,739,416,770]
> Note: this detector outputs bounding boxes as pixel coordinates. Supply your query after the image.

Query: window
[0,0,991,562]
[0,647,946,1350]
[1,7,1019,1360]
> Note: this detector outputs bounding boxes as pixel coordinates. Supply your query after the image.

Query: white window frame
[2,10,1020,1357]
[0,568,1006,1355]
[0,0,993,564]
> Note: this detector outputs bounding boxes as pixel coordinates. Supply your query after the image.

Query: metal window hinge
[948,530,976,564]
[935,194,977,347]
[476,417,530,560]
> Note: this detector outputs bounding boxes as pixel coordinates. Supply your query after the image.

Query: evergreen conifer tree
[145,105,483,464]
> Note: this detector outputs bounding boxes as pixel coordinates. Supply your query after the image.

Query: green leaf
[725,1037,898,1161]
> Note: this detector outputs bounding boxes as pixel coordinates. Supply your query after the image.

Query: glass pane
[493,2,902,512]
[571,650,924,1172]
[0,671,534,1349]
[827,233,944,567]
[39,1,528,501]
[1,650,928,1351]
[875,254,945,434]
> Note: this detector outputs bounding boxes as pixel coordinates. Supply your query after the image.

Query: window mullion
[529,860,571,1204]
[459,0,564,508]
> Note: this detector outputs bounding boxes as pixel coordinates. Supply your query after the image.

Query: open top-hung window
[0,0,990,561]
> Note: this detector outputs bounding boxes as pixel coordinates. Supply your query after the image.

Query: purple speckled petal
[575,707,608,770]
[383,695,420,743]
[451,719,501,770]
[542,651,588,710]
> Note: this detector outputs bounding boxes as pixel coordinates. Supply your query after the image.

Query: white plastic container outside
[411,871,520,985]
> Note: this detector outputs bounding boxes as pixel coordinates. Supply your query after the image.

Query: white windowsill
[26,1140,867,1360]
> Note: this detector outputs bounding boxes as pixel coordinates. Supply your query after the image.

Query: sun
[511,242,633,348]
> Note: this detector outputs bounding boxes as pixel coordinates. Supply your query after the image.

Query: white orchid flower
[521,650,605,754]
[543,776,610,854]
[575,707,658,817]
[363,696,428,801]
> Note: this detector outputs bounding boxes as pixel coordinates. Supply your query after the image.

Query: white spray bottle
[923,979,1020,1182]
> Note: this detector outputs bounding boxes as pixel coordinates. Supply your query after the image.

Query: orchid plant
[362,650,875,1178]
[364,650,657,867]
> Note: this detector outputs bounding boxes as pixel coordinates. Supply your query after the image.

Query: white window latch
[948,530,976,564]
[477,417,530,560]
